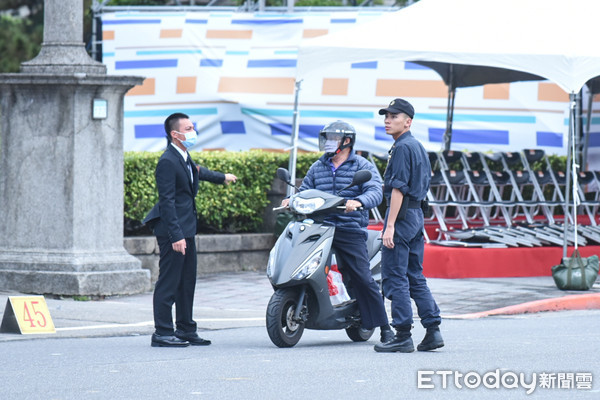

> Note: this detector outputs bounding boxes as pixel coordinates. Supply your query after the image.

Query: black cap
[378,98,414,119]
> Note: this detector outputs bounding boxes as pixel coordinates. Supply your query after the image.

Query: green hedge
[124,150,321,234]
[124,149,569,235]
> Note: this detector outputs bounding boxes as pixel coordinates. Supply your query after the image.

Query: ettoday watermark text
[417,370,593,394]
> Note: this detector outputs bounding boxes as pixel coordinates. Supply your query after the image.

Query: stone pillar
[21,0,106,75]
[0,0,150,295]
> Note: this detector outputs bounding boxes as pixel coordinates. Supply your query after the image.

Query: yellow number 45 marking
[0,296,56,334]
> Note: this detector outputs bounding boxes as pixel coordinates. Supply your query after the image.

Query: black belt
[385,197,426,209]
[388,197,429,221]
[407,199,422,208]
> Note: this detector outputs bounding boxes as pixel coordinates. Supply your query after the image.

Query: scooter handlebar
[336,206,364,211]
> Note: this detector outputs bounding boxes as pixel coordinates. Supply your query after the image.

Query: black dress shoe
[151,334,190,347]
[175,331,212,346]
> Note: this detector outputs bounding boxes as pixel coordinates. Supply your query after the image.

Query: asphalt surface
[1,272,599,342]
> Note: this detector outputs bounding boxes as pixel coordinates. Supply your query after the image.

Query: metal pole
[91,0,109,62]
[287,80,303,196]
[91,12,97,61]
[442,64,455,151]
[575,90,583,166]
[572,92,581,251]
[582,86,593,169]
[563,94,575,258]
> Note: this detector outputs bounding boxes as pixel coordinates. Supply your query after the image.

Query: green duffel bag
[551,249,599,290]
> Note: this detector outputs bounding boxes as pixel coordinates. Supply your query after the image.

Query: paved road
[1,272,599,341]
[1,312,599,400]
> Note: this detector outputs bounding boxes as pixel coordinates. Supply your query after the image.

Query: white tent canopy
[296,0,600,256]
[297,0,600,94]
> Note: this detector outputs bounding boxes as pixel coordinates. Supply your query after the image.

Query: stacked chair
[425,148,600,248]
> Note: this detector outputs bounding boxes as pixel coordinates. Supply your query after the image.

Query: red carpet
[422,243,600,278]
[368,220,600,278]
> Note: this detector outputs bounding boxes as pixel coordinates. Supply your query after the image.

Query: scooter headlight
[266,247,276,278]
[291,196,325,214]
[291,242,326,280]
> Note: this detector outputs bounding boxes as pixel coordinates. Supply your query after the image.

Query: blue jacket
[299,150,382,231]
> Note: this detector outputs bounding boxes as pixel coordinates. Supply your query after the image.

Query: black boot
[417,325,444,351]
[380,325,394,344]
[374,327,414,353]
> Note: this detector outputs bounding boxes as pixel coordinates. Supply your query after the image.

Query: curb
[445,293,600,319]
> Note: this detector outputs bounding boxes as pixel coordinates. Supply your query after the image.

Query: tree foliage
[0,0,43,72]
[0,6,42,72]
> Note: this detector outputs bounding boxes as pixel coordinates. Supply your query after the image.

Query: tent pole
[443,86,456,152]
[442,65,455,151]
[287,79,302,196]
[575,90,583,166]
[563,93,576,258]
[572,92,580,251]
[582,86,593,169]
[444,87,456,150]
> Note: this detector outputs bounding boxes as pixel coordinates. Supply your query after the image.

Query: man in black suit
[144,112,237,347]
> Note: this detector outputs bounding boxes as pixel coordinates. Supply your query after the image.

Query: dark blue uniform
[381,131,441,330]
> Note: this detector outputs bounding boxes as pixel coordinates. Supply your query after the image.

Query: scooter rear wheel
[345,327,374,342]
[266,288,305,348]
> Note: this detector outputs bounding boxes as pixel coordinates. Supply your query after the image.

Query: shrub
[124,149,570,235]
[124,150,321,235]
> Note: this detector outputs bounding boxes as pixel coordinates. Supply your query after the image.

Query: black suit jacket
[143,145,225,242]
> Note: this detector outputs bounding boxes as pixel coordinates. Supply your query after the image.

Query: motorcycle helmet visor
[318,131,344,153]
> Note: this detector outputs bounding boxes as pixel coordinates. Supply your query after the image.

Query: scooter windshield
[291,196,325,214]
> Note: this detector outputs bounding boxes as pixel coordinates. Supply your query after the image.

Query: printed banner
[101,11,600,168]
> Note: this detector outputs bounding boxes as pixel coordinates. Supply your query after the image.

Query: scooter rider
[373,98,444,353]
[281,121,394,343]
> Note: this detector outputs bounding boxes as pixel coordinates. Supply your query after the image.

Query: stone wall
[124,233,276,285]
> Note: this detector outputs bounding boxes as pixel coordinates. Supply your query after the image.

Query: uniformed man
[373,98,444,353]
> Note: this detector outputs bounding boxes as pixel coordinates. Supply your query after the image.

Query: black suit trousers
[153,235,198,336]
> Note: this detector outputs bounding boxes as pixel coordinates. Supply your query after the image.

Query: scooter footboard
[310,301,360,330]
[303,282,360,330]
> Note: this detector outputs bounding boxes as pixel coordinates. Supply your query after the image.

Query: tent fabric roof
[297,0,600,93]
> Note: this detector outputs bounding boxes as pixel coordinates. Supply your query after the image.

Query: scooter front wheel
[345,327,375,342]
[266,288,305,348]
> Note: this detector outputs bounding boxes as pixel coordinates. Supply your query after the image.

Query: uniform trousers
[153,236,198,336]
[381,209,441,330]
[332,229,389,330]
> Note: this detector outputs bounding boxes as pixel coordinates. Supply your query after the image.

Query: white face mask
[323,139,340,153]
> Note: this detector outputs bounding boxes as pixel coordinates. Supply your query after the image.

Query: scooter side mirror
[276,167,301,192]
[276,167,291,184]
[337,170,372,194]
[352,170,372,186]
